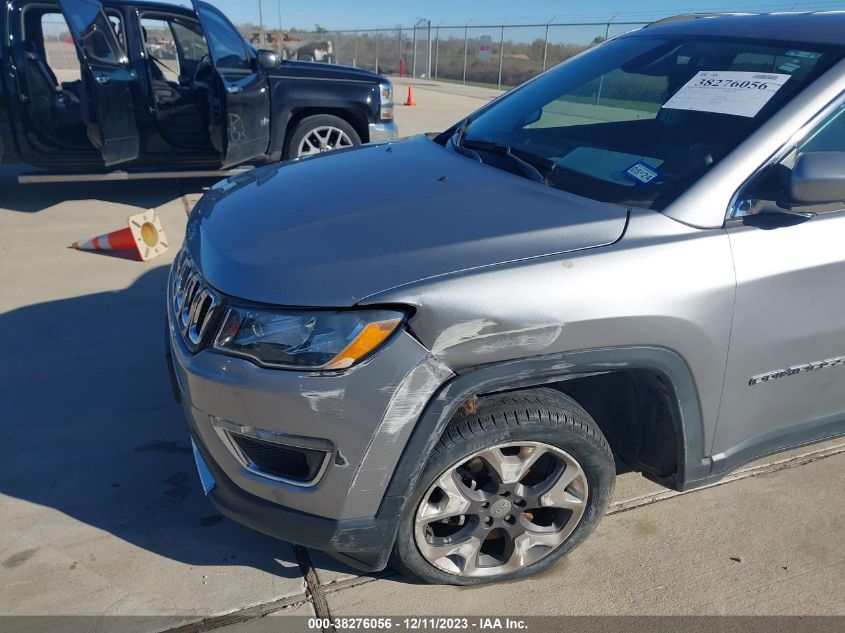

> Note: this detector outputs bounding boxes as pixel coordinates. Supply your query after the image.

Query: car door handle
[226,85,243,94]
[94,73,110,85]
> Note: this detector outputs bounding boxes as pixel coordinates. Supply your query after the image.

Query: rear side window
[40,9,124,76]
[41,12,81,83]
[60,0,124,64]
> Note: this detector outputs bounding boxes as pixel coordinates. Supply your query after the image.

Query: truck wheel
[285,114,361,160]
[391,388,615,585]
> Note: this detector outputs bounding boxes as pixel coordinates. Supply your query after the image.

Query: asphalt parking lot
[1,79,843,632]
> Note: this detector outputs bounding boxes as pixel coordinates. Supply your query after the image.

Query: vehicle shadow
[0,265,356,581]
[0,166,217,214]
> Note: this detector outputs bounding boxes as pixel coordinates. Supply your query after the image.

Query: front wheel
[284,114,361,160]
[391,388,615,585]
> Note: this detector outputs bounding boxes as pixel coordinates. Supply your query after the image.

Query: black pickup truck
[0,0,396,174]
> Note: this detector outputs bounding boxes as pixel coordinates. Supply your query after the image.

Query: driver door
[192,1,270,168]
[714,101,845,466]
[57,0,141,166]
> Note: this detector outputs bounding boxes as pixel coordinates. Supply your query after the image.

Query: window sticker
[662,71,790,118]
[554,147,663,187]
[786,50,822,60]
[778,62,801,73]
[624,162,661,185]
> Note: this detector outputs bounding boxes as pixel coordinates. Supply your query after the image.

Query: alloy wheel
[414,441,589,578]
[296,125,354,157]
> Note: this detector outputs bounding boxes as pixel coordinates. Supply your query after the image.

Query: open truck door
[58,0,140,166]
[192,1,271,168]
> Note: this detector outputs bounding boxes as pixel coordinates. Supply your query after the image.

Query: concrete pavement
[326,448,845,616]
[0,79,843,631]
[390,78,502,137]
[0,171,310,628]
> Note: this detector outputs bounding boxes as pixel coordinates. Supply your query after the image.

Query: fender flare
[377,345,712,532]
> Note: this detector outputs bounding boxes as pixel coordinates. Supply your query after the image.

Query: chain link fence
[247,21,649,90]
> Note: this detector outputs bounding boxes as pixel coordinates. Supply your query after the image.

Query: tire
[284,114,361,160]
[391,388,615,585]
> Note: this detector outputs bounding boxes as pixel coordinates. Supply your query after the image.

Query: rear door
[192,1,270,168]
[57,0,140,166]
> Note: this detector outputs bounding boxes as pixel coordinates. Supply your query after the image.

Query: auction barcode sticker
[663,71,791,118]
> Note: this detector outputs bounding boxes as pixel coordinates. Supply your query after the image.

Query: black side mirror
[256,49,281,70]
[790,151,845,205]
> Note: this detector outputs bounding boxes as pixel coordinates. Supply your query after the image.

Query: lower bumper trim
[191,438,217,494]
[191,429,399,572]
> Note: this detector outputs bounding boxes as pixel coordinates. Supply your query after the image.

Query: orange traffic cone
[70,209,169,261]
[404,85,417,106]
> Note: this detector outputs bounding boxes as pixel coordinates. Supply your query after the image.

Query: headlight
[212,306,404,370]
[379,81,394,121]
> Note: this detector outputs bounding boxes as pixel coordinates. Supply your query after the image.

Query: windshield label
[786,50,822,60]
[624,162,660,185]
[663,71,790,118]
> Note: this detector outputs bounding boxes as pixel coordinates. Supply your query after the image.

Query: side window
[798,104,845,154]
[171,21,209,63]
[61,0,124,65]
[140,18,181,81]
[107,14,124,52]
[41,12,82,83]
[738,101,845,212]
[199,8,250,71]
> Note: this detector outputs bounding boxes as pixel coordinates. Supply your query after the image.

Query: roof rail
[645,12,756,28]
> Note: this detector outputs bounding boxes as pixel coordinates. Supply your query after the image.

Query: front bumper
[188,422,406,571]
[368,121,398,142]
[166,281,452,568]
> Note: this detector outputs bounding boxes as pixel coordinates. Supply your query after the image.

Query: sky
[200,0,845,30]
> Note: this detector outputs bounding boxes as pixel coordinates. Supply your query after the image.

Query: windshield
[459,35,843,210]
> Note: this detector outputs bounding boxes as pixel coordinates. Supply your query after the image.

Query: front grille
[230,433,328,483]
[171,251,222,351]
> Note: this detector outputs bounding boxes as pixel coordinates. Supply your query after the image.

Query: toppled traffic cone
[404,85,417,106]
[70,209,169,261]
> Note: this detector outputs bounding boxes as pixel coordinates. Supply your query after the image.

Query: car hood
[268,60,383,83]
[187,136,629,307]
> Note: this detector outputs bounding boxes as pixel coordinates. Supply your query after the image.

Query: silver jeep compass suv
[167,12,845,584]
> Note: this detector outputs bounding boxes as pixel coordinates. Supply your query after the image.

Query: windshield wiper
[462,139,555,185]
[450,119,482,163]
[455,117,471,147]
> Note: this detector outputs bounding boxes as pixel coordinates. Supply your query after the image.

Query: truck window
[140,18,181,82]
[60,0,124,65]
[41,12,81,83]
[171,21,209,63]
[41,11,123,82]
[137,13,213,151]
[200,8,250,71]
